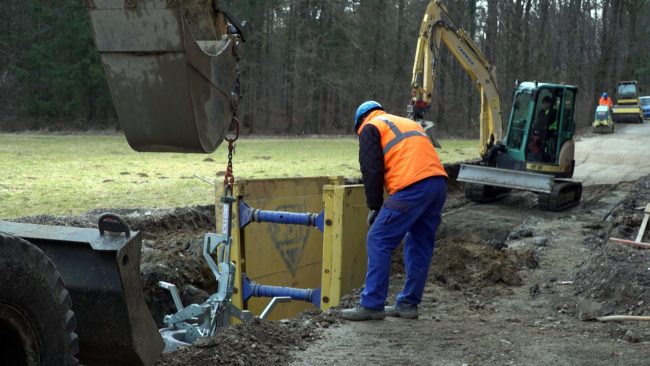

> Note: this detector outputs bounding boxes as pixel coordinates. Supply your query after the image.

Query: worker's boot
[385,303,419,319]
[340,305,385,321]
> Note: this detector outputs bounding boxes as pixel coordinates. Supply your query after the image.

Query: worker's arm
[358,125,385,210]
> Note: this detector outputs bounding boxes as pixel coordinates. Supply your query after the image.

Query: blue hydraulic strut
[241,274,321,308]
[239,200,324,232]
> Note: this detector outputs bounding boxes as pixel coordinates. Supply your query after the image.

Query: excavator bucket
[86,0,242,153]
[0,219,164,366]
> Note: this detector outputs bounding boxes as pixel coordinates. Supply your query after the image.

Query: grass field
[0,134,478,218]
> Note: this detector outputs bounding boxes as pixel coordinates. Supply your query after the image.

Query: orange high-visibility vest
[358,111,447,195]
[599,97,613,109]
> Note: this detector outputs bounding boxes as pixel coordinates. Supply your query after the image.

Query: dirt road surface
[574,123,650,186]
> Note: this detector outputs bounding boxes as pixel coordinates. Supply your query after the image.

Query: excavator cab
[461,82,582,211]
[501,82,577,178]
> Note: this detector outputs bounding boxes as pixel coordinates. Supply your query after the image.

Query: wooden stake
[597,315,650,322]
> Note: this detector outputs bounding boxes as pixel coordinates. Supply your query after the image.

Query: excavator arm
[411,0,502,157]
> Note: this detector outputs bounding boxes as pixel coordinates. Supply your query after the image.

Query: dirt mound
[574,245,650,315]
[157,311,339,366]
[574,176,650,315]
[430,239,537,288]
[13,205,216,241]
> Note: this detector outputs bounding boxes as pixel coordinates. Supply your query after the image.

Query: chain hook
[223,117,240,188]
[225,116,240,143]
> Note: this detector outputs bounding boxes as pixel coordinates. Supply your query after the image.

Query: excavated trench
[10,173,650,365]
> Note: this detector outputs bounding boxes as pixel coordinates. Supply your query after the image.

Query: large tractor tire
[0,233,79,366]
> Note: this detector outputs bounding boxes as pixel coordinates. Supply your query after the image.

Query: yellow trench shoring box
[223,176,369,321]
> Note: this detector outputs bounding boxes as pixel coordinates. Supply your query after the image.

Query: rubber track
[538,181,583,211]
[464,183,511,203]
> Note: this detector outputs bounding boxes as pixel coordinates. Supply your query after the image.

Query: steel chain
[223,69,241,190]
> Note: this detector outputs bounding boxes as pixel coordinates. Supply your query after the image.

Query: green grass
[0,134,478,218]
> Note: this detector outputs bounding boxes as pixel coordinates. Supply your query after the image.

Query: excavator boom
[411,0,502,157]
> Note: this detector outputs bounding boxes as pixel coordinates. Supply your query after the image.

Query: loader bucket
[0,220,164,366]
[86,0,241,153]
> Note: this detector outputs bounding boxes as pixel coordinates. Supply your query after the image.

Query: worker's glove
[367,209,379,226]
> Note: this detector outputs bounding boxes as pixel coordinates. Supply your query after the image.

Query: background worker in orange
[341,101,448,321]
[599,92,613,109]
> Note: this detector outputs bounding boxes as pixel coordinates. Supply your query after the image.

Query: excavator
[0,1,244,365]
[410,0,582,211]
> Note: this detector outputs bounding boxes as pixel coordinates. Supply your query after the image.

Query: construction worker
[528,96,557,162]
[340,101,448,321]
[599,92,613,109]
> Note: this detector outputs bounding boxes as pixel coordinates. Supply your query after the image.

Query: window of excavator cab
[506,91,531,150]
[526,89,560,163]
[562,90,575,133]
[617,84,638,99]
[533,89,554,124]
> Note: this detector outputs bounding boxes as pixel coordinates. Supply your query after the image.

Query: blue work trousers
[360,176,447,310]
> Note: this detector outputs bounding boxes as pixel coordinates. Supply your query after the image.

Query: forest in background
[1,0,649,135]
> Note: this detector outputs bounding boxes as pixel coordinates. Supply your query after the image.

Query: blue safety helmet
[602,92,608,98]
[354,101,383,132]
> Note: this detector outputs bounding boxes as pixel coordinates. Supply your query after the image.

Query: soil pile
[157,311,339,366]
[13,205,215,241]
[430,239,537,288]
[574,176,650,315]
[391,203,533,290]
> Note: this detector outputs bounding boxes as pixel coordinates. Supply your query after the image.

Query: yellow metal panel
[229,196,245,324]
[613,107,641,113]
[320,187,338,310]
[526,162,566,173]
[230,176,341,320]
[320,185,369,310]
